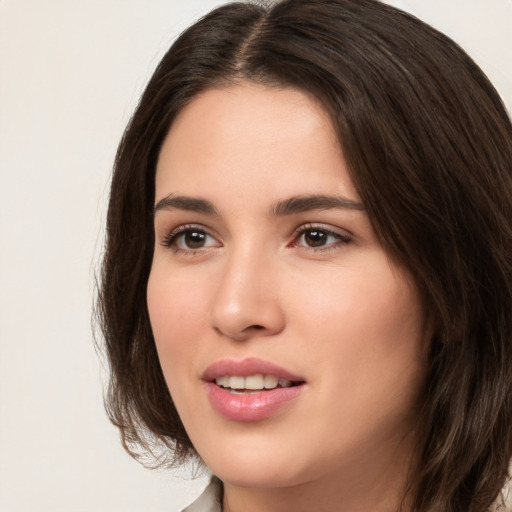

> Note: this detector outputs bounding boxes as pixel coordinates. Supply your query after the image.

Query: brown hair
[97,0,512,510]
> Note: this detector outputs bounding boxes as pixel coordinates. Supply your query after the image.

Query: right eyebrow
[154,194,218,215]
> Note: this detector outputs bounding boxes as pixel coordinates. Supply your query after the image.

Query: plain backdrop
[1,1,511,511]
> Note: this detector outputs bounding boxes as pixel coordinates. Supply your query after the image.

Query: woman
[97,0,512,510]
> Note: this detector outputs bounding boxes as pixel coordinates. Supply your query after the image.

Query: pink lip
[202,358,306,422]
[202,357,305,382]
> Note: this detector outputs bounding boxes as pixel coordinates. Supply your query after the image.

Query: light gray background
[1,1,511,511]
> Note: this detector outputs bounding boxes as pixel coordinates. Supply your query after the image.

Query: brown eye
[294,226,352,251]
[183,231,207,249]
[162,226,220,252]
[303,230,328,247]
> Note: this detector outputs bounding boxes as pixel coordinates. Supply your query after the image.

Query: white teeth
[263,375,279,389]
[214,374,293,391]
[229,376,244,389]
[214,376,228,387]
[245,375,264,389]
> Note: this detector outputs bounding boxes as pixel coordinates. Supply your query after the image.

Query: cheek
[287,267,425,460]
[147,268,209,378]
[286,258,425,397]
[288,259,422,342]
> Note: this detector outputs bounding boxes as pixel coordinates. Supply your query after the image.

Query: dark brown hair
[97,0,512,510]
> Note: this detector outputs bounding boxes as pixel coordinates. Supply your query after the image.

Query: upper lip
[202,357,305,383]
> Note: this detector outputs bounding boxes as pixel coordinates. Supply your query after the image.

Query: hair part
[97,1,512,510]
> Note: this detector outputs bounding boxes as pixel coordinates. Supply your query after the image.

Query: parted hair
[97,0,512,510]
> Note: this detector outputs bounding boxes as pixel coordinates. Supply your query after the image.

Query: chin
[198,435,324,490]
[213,462,310,490]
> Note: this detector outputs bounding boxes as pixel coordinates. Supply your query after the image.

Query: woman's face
[148,83,425,491]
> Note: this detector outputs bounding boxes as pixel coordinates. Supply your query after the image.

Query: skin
[147,83,426,512]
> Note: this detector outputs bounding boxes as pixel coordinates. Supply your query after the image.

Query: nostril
[250,325,264,330]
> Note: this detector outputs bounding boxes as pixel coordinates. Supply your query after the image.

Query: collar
[181,477,223,512]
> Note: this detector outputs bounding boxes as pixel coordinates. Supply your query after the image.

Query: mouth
[213,374,303,394]
[202,358,306,422]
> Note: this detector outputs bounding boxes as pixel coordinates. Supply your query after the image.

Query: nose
[210,249,285,341]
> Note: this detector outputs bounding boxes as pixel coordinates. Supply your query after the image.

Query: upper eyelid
[160,223,219,247]
[291,224,354,251]
[160,227,223,257]
[167,223,209,236]
[158,222,354,249]
[160,222,219,240]
[293,222,353,237]
[163,222,350,237]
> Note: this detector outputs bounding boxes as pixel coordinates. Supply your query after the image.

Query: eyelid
[293,222,352,236]
[290,223,353,250]
[158,222,352,254]
[160,223,221,251]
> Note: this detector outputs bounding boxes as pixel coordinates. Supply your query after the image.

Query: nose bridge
[210,242,284,340]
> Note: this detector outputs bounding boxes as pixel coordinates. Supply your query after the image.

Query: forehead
[155,83,359,204]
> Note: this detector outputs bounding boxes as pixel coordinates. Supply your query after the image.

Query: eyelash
[291,224,352,252]
[160,223,352,255]
[161,224,217,254]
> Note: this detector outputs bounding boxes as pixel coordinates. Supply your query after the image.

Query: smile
[214,374,296,393]
[203,359,306,421]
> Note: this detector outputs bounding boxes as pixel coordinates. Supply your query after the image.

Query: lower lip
[205,382,305,422]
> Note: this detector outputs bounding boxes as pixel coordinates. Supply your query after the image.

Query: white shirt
[181,476,512,511]
[181,478,222,512]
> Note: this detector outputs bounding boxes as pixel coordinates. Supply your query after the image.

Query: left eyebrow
[270,194,365,216]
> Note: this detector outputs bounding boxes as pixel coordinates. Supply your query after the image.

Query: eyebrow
[154,193,365,216]
[154,195,218,215]
[270,194,365,216]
